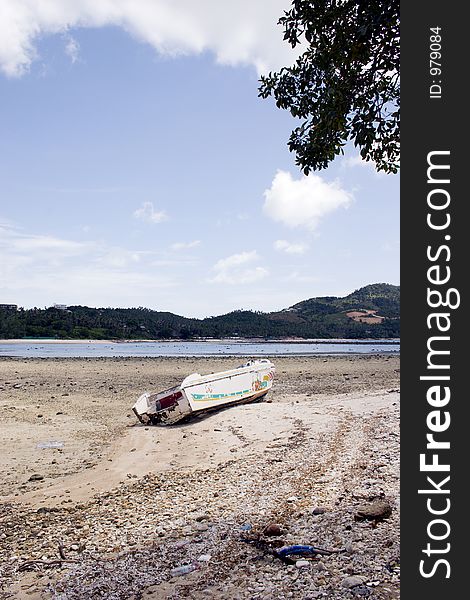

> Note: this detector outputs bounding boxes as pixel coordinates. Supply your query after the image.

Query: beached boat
[132,359,275,425]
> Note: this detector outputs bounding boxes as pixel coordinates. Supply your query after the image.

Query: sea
[0,339,400,358]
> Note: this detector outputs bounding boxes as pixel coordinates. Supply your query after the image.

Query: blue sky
[0,1,399,318]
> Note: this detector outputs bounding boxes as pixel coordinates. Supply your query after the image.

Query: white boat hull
[132,359,275,425]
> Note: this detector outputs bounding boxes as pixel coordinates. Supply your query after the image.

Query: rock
[197,554,211,562]
[263,523,282,536]
[312,507,326,515]
[355,500,392,522]
[28,474,44,482]
[351,585,372,597]
[296,560,310,568]
[342,575,367,588]
[195,513,210,522]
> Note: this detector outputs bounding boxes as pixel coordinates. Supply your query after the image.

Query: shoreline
[0,337,400,345]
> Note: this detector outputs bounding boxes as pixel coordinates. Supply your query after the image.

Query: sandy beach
[0,355,400,599]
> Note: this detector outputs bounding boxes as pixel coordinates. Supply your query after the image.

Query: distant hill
[267,283,400,338]
[0,283,399,340]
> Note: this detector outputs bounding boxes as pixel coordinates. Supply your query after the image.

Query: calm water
[0,340,400,358]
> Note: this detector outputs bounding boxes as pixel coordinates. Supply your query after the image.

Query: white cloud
[171,240,201,251]
[209,250,268,285]
[93,248,142,269]
[0,223,94,259]
[214,251,258,270]
[133,201,168,224]
[284,271,323,284]
[274,239,308,255]
[342,154,367,168]
[263,170,353,231]
[342,153,386,177]
[64,34,80,64]
[0,0,300,78]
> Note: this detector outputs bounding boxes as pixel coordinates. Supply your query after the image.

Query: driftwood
[58,542,67,560]
[18,558,78,572]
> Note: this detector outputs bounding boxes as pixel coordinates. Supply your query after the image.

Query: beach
[0,355,400,599]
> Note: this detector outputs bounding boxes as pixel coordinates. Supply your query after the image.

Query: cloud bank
[0,0,299,77]
[0,221,176,308]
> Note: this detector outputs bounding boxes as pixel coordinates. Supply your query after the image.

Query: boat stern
[132,385,192,425]
[133,392,153,423]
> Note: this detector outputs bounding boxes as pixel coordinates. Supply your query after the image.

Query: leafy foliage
[259,0,400,174]
[0,284,399,340]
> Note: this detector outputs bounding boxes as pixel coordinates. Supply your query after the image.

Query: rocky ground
[0,355,400,599]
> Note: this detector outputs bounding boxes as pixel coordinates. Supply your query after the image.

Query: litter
[36,441,64,449]
[274,545,339,564]
[170,564,197,577]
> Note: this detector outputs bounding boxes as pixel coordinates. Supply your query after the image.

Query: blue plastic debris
[274,545,332,563]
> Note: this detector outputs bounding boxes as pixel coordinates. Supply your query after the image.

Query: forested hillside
[0,284,399,340]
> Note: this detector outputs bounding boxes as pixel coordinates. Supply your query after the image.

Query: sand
[0,355,400,599]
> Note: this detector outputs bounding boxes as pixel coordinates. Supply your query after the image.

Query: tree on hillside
[259,0,400,174]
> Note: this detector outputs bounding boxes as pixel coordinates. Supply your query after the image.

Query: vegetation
[0,284,399,340]
[259,0,400,174]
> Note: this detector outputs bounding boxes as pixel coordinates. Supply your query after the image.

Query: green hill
[0,283,400,340]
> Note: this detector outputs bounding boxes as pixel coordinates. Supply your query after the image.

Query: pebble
[355,500,392,522]
[263,523,282,536]
[195,513,210,522]
[197,554,211,562]
[342,575,367,588]
[351,585,372,597]
[296,560,310,568]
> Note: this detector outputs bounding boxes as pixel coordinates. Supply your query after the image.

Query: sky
[0,0,399,318]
